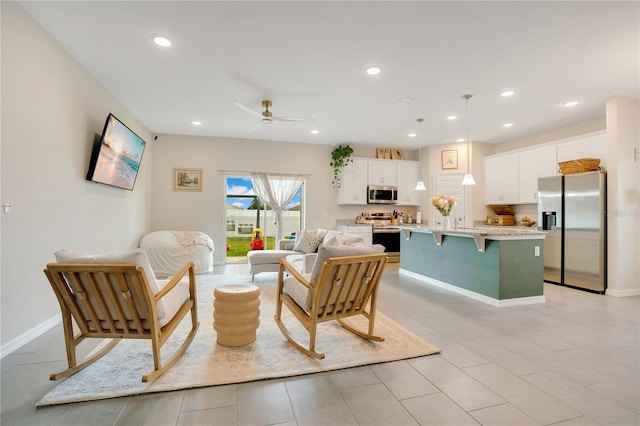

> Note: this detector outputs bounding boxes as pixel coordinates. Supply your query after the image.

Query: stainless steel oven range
[362,212,400,263]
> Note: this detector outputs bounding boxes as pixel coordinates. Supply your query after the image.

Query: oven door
[372,229,401,253]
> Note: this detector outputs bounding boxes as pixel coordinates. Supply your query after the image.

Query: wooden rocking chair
[275,248,388,359]
[44,255,199,382]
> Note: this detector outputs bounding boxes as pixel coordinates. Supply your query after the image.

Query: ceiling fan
[233,100,316,124]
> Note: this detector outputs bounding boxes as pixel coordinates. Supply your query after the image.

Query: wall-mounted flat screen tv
[86,113,146,190]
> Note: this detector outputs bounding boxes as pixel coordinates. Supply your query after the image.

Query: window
[225,176,303,260]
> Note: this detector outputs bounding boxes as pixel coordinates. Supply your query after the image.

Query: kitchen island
[397,225,547,307]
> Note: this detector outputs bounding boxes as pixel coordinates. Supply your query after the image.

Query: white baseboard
[399,269,546,307]
[0,314,61,359]
[606,287,640,297]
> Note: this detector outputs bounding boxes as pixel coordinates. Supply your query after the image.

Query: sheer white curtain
[250,172,304,243]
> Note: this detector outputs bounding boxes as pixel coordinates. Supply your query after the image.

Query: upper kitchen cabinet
[337,158,368,205]
[396,161,421,206]
[485,153,519,204]
[556,131,607,169]
[368,159,397,186]
[518,145,557,203]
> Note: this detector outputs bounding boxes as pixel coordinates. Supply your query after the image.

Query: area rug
[37,273,440,406]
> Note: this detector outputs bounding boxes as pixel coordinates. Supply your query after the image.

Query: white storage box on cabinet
[484,153,519,204]
[337,158,367,205]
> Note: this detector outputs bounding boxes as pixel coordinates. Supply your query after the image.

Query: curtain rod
[218,170,311,178]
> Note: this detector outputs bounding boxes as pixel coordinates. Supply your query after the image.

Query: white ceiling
[17,1,639,149]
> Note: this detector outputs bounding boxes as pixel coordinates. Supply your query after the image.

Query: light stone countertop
[394,224,547,238]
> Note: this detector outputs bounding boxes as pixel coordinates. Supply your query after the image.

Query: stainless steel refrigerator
[538,171,607,293]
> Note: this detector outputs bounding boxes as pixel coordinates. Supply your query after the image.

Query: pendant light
[461,94,476,186]
[414,118,427,191]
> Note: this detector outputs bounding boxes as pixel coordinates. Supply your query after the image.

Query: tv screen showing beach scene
[87,114,146,190]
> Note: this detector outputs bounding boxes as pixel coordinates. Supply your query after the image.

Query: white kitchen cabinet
[557,132,607,169]
[336,224,373,245]
[337,158,367,205]
[484,153,519,204]
[396,161,421,206]
[368,160,397,186]
[518,145,557,204]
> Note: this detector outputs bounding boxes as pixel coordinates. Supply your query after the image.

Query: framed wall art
[441,150,458,169]
[173,168,202,191]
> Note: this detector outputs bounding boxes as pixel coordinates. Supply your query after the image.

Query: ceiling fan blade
[247,123,262,133]
[233,100,262,118]
[272,116,316,123]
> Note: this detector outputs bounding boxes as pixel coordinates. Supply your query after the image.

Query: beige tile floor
[2,264,639,425]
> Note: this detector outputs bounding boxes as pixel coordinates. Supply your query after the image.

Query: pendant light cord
[463,94,472,174]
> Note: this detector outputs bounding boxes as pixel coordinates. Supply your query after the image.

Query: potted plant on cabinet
[330,144,354,188]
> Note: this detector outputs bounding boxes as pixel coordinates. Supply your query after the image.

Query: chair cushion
[282,273,313,311]
[53,248,168,318]
[293,230,322,254]
[309,244,385,285]
[155,277,190,326]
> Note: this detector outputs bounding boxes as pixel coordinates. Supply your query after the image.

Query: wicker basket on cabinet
[557,158,601,175]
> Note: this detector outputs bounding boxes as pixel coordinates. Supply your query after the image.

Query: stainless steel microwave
[367,185,398,204]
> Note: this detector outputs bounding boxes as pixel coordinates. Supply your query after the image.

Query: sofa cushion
[293,230,322,254]
[53,248,172,319]
[247,249,295,264]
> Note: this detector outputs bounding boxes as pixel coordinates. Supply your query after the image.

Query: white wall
[605,96,640,297]
[149,134,377,265]
[1,3,153,352]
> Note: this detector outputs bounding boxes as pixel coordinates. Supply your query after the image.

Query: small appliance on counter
[487,205,515,226]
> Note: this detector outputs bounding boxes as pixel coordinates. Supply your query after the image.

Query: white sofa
[247,229,365,281]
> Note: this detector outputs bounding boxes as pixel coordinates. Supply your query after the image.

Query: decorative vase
[442,216,451,229]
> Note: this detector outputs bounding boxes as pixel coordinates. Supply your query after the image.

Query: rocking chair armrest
[154,261,196,300]
[279,258,313,290]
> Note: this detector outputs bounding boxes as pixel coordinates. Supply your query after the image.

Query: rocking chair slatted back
[46,264,154,336]
[314,256,385,319]
[275,252,388,359]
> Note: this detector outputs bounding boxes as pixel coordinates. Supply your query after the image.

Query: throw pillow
[292,230,322,254]
[322,233,345,246]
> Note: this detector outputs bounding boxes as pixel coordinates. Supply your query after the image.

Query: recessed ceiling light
[310,129,319,135]
[365,66,381,76]
[563,100,580,107]
[408,132,417,138]
[447,115,458,121]
[501,90,515,97]
[457,138,465,142]
[503,122,514,128]
[192,121,202,126]
[152,35,172,47]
